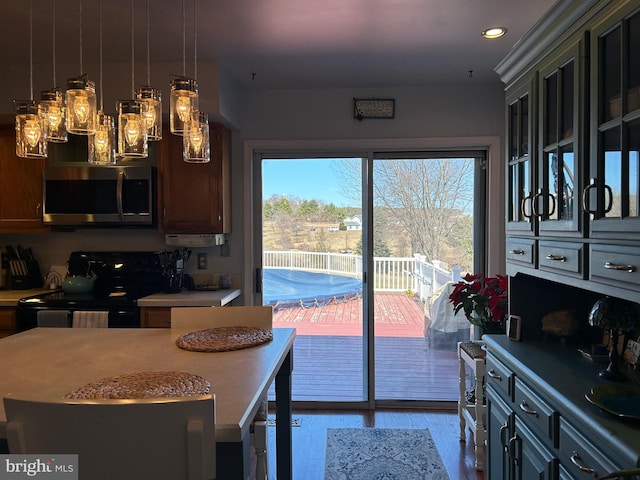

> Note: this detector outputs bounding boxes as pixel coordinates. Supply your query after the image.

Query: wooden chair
[171,306,272,480]
[3,394,216,480]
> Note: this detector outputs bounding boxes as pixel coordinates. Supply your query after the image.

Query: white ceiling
[1,0,558,89]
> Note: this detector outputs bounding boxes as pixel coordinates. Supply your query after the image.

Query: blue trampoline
[263,269,362,310]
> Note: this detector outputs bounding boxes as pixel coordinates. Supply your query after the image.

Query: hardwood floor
[266,409,485,480]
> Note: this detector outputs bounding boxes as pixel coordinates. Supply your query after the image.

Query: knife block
[10,259,42,290]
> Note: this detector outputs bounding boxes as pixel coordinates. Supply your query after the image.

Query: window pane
[628,118,640,217]
[601,26,621,122]
[602,127,621,218]
[561,61,574,139]
[545,72,558,146]
[560,147,575,220]
[626,12,640,113]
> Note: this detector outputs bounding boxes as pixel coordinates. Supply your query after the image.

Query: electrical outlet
[197,253,208,270]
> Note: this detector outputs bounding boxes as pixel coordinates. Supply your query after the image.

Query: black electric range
[16,251,165,331]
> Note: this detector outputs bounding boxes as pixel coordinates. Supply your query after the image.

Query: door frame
[243,136,503,408]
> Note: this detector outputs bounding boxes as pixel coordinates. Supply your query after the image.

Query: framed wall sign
[353,98,395,120]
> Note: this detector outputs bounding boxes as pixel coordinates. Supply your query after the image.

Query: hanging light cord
[193,0,197,81]
[29,0,34,100]
[146,0,150,85]
[52,0,57,88]
[131,0,135,96]
[99,0,103,110]
[182,0,186,77]
[79,0,83,74]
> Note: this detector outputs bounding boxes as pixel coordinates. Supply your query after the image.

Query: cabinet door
[507,77,538,236]
[538,39,586,237]
[0,124,46,231]
[0,307,17,338]
[513,418,557,480]
[159,122,231,234]
[587,5,640,239]
[487,388,514,480]
[140,307,172,328]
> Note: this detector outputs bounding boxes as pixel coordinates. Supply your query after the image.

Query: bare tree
[336,157,474,263]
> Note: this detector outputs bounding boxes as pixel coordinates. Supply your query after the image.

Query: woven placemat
[64,371,211,399]
[176,326,273,352]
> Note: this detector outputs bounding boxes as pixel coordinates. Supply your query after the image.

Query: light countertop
[136,288,241,307]
[0,288,52,307]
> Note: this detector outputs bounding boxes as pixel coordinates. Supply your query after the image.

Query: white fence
[263,250,462,302]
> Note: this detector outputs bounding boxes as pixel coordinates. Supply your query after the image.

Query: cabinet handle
[582,179,614,216]
[545,254,566,262]
[570,451,595,474]
[531,190,542,218]
[509,249,525,256]
[547,192,556,217]
[604,262,636,273]
[521,194,533,219]
[519,400,538,416]
[499,422,509,452]
[603,184,613,214]
[582,180,597,214]
[36,203,42,216]
[487,369,502,381]
[508,435,519,466]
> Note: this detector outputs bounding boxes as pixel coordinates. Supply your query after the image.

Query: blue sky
[262,158,359,207]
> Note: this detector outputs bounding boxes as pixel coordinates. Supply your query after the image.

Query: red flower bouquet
[449,273,508,333]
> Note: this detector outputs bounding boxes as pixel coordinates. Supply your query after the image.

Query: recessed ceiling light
[481,27,507,39]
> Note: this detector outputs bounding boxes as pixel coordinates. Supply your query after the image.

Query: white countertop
[0,288,52,307]
[136,288,241,307]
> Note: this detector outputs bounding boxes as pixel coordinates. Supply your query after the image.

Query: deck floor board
[272,294,471,402]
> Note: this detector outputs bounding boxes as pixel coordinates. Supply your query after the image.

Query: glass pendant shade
[117,100,148,158]
[39,89,67,143]
[183,111,210,163]
[135,86,162,141]
[170,77,198,135]
[88,112,116,165]
[66,77,97,134]
[15,100,48,159]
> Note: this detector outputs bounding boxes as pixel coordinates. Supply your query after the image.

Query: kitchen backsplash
[0,230,235,287]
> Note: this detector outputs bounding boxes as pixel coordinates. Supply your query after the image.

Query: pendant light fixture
[14,0,48,159]
[135,0,162,141]
[66,0,97,135]
[39,0,67,143]
[88,0,116,165]
[169,0,199,135]
[183,0,210,163]
[117,0,148,158]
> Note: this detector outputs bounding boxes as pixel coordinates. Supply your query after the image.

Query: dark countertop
[484,334,640,468]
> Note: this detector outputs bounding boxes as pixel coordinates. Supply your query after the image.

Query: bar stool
[458,340,486,470]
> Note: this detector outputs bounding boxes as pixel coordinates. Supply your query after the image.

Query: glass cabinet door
[538,41,584,237]
[507,78,537,235]
[588,6,640,238]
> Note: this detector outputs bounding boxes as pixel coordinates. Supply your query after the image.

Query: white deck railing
[263,250,461,301]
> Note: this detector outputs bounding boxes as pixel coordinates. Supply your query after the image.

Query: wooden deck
[272,294,471,402]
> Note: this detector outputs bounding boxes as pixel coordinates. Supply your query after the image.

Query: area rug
[324,428,450,480]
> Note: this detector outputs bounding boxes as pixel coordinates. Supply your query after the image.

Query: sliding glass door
[255,150,485,406]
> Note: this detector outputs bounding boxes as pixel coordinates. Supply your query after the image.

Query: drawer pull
[487,369,502,381]
[570,451,595,474]
[604,261,636,273]
[508,249,525,256]
[545,254,566,262]
[519,400,538,416]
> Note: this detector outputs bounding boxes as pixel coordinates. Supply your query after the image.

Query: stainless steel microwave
[43,166,156,226]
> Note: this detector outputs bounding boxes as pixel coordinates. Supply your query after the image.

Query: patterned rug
[324,428,450,480]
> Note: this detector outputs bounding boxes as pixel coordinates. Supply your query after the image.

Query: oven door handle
[116,171,125,221]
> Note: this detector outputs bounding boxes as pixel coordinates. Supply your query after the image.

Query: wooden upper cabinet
[158,122,231,234]
[0,124,47,231]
